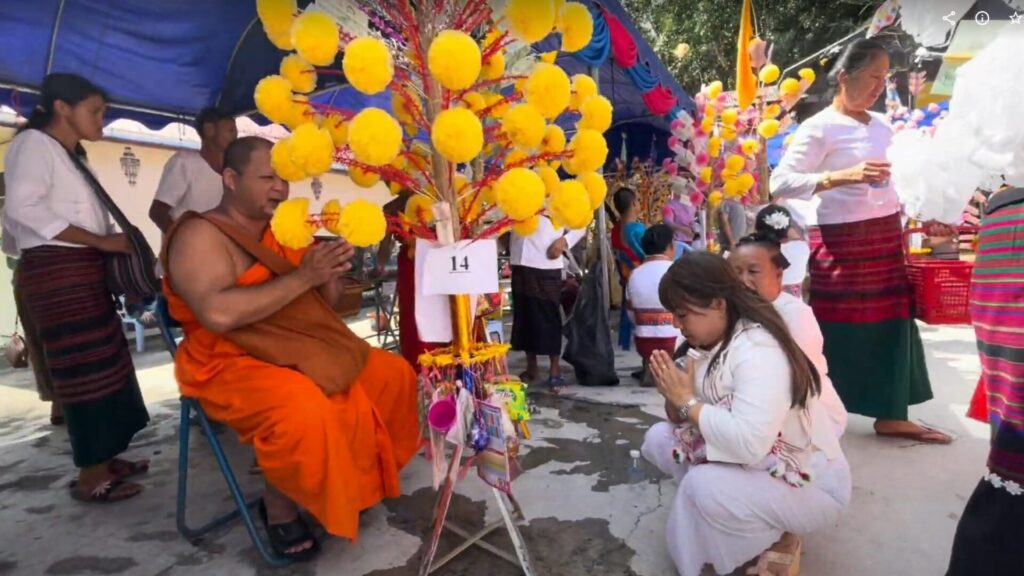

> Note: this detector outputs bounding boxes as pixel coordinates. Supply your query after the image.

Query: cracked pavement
[0,321,993,575]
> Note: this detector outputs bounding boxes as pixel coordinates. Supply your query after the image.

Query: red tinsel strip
[472,216,515,241]
[480,30,509,62]
[476,91,522,119]
[394,1,429,84]
[394,84,431,131]
[460,0,493,35]
[386,214,437,242]
[457,75,527,102]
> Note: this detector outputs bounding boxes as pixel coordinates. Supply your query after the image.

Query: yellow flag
[736,0,757,110]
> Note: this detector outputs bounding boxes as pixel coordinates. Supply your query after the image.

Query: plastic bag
[563,258,620,387]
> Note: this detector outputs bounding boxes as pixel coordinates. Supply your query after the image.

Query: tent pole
[590,66,610,312]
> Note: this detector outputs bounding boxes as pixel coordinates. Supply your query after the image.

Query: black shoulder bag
[61,144,160,299]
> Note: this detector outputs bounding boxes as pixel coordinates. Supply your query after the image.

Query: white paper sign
[422,239,499,296]
[414,239,481,343]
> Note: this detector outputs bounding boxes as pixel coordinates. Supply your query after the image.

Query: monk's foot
[259,496,319,560]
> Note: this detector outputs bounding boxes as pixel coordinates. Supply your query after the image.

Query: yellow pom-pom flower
[720,107,738,125]
[535,165,561,197]
[349,165,381,188]
[321,113,348,147]
[343,36,394,95]
[570,74,598,110]
[291,11,339,66]
[565,129,608,175]
[501,104,546,150]
[779,78,801,97]
[578,171,607,210]
[740,139,760,156]
[798,68,816,83]
[559,2,593,53]
[708,190,723,209]
[432,107,483,164]
[486,93,510,119]
[288,123,335,176]
[460,91,487,113]
[550,180,593,229]
[699,166,712,184]
[758,64,780,84]
[392,91,421,124]
[512,215,541,236]
[705,80,723,99]
[700,115,715,134]
[285,95,317,130]
[258,0,296,49]
[271,139,307,182]
[764,103,782,119]
[348,107,403,166]
[254,75,295,126]
[757,119,780,139]
[723,178,743,199]
[428,30,481,91]
[405,194,435,226]
[525,63,571,120]
[505,149,529,167]
[337,199,387,247]
[737,172,755,192]
[504,0,556,43]
[725,154,746,173]
[496,168,545,220]
[481,51,506,81]
[707,136,722,158]
[280,54,317,94]
[321,199,343,233]
[270,197,315,249]
[578,94,612,132]
[721,125,738,141]
[461,193,483,221]
[542,124,566,155]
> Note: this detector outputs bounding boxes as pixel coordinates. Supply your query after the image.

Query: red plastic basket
[903,228,974,325]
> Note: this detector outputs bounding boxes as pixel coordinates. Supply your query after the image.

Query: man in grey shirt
[717,198,748,253]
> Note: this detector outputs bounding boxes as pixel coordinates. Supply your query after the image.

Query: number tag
[422,239,499,295]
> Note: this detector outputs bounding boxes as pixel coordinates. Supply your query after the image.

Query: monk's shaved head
[223,136,273,176]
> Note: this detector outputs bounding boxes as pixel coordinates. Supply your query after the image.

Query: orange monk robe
[163,229,421,540]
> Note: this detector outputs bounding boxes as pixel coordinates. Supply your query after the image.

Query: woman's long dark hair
[18,73,107,155]
[658,251,820,408]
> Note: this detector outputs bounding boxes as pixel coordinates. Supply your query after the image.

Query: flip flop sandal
[547,375,568,393]
[258,500,320,562]
[69,478,143,504]
[108,458,150,479]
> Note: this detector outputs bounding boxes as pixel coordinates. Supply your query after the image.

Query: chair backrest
[154,295,181,358]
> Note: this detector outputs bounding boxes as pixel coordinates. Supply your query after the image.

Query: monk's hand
[298,239,355,287]
[649,350,696,409]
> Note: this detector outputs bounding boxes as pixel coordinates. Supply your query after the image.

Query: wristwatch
[676,398,700,422]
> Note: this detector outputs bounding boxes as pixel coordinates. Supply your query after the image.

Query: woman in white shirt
[3,74,150,503]
[509,215,584,389]
[729,231,848,437]
[626,224,680,384]
[641,252,850,576]
[769,39,950,444]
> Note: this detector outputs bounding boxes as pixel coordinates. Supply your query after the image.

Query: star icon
[1012,12,1023,24]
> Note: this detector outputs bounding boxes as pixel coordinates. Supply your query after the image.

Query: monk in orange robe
[162,137,420,560]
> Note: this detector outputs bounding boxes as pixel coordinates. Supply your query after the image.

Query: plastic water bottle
[628,449,643,484]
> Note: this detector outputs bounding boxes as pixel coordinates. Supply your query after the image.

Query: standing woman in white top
[770,39,951,444]
[641,252,850,576]
[2,74,150,502]
[729,231,848,437]
[509,215,584,389]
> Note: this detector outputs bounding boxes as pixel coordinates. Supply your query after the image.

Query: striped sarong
[970,189,1024,484]
[808,213,932,419]
[510,265,563,356]
[16,245,148,467]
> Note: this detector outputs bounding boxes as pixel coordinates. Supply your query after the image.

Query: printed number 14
[450,255,470,272]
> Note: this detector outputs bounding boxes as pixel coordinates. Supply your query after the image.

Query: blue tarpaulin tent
[0,0,691,153]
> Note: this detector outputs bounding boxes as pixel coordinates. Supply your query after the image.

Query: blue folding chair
[154,296,290,567]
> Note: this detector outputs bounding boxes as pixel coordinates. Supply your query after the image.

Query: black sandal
[257,500,320,561]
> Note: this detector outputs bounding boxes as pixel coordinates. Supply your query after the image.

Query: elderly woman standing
[3,74,150,502]
[769,39,951,443]
[642,252,849,576]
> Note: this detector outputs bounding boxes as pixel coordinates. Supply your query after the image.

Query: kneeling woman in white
[642,253,851,576]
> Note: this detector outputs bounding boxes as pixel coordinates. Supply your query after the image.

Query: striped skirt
[969,200,1024,484]
[808,213,932,419]
[510,265,563,356]
[16,246,148,467]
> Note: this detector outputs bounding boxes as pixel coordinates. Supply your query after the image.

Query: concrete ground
[0,319,987,576]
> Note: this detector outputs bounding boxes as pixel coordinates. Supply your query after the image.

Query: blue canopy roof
[0,0,690,149]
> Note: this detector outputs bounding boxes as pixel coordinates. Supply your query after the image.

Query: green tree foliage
[622,0,880,93]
